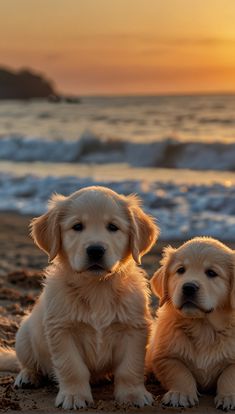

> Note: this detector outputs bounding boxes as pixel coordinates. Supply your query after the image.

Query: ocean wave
[1,173,235,241]
[0,131,235,171]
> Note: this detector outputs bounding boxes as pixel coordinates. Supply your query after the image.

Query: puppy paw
[55,388,94,410]
[162,390,198,408]
[14,368,41,388]
[215,394,235,411]
[115,385,153,407]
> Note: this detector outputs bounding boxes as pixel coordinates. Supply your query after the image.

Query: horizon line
[76,90,235,99]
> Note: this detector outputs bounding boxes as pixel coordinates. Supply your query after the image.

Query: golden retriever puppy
[4,186,159,409]
[146,237,235,411]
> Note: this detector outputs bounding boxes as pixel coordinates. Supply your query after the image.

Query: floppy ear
[30,194,66,262]
[151,267,166,306]
[151,245,176,307]
[127,195,159,264]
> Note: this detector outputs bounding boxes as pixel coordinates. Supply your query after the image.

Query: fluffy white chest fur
[169,311,235,388]
[42,269,149,373]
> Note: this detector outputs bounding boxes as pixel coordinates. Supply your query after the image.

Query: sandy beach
[0,212,234,413]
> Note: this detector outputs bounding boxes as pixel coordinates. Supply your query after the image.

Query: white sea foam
[1,172,235,241]
[0,131,235,171]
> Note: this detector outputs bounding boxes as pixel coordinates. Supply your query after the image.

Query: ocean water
[0,94,235,240]
[1,94,235,143]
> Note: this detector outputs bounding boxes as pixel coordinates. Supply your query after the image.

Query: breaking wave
[0,130,235,171]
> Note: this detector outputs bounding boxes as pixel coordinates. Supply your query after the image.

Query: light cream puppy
[1,186,159,409]
[146,237,235,411]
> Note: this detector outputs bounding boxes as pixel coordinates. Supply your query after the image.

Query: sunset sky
[1,0,235,95]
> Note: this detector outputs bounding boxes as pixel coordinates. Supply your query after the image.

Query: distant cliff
[0,67,56,99]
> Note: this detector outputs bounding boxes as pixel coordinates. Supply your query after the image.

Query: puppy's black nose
[86,245,105,261]
[182,282,199,296]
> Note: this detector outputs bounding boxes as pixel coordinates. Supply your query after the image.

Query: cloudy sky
[1,0,235,95]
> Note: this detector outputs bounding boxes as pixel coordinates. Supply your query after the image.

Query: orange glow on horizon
[1,0,235,95]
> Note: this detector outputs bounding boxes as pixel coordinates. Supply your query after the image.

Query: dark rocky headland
[0,67,55,100]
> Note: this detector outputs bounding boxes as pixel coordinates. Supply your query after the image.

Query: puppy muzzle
[178,282,213,314]
[85,244,107,271]
[182,282,199,297]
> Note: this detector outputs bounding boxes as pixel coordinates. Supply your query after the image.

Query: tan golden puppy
[1,186,159,409]
[146,237,235,411]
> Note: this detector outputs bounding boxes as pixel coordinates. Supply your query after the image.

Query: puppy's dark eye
[72,223,84,231]
[107,223,119,232]
[177,266,185,275]
[205,269,218,278]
